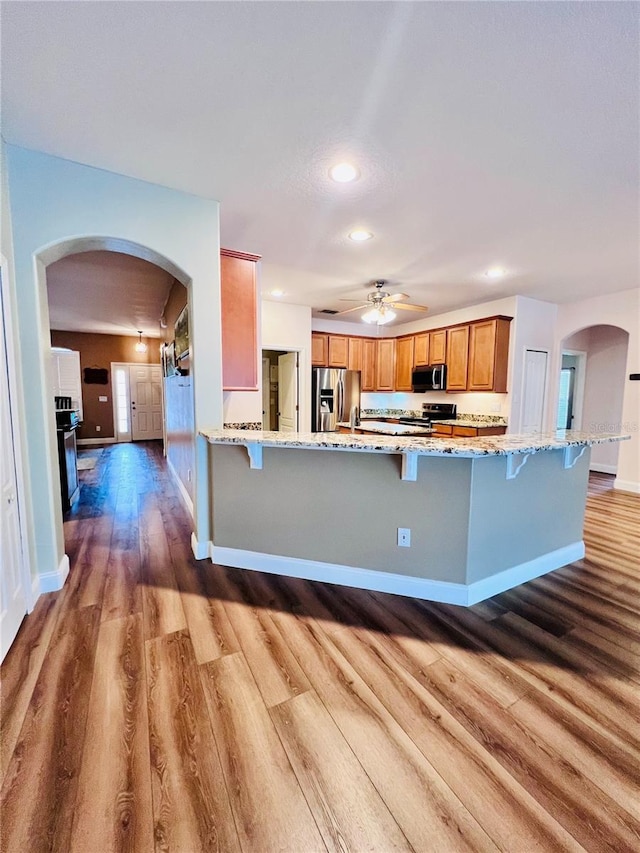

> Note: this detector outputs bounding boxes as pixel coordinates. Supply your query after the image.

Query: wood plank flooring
[1,448,639,852]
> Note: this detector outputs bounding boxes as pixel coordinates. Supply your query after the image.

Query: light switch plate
[98,395,108,402]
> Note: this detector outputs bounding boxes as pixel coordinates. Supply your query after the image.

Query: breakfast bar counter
[200,428,628,606]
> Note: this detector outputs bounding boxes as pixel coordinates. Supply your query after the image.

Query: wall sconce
[135,331,148,353]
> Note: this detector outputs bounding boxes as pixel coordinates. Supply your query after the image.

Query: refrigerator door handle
[337,377,344,423]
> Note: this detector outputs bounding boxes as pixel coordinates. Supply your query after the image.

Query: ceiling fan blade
[382,293,409,302]
[393,303,429,312]
[334,304,368,315]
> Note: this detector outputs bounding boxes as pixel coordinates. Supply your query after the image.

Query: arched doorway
[32,235,205,592]
[558,324,629,475]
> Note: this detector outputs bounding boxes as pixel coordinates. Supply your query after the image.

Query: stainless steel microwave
[411,364,447,392]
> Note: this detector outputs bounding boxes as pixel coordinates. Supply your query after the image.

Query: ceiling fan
[336,280,429,325]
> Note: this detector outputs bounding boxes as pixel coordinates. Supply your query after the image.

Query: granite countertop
[201,428,629,457]
[336,420,434,436]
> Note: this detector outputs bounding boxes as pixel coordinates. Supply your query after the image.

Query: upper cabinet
[361,338,377,391]
[312,333,329,366]
[328,335,348,368]
[376,339,396,391]
[430,329,447,364]
[221,248,261,390]
[446,326,469,391]
[413,332,430,367]
[467,317,511,392]
[310,313,511,394]
[395,336,414,391]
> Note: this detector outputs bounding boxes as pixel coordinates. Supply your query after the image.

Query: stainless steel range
[399,402,457,425]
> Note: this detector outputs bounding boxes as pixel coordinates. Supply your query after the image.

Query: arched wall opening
[558,324,630,475]
[34,236,203,588]
[4,143,222,594]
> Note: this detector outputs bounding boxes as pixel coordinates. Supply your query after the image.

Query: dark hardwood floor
[1,445,639,852]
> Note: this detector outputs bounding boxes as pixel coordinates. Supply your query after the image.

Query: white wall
[262,300,312,431]
[5,144,222,586]
[556,289,639,493]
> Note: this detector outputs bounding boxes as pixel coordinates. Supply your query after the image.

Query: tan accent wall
[50,330,160,440]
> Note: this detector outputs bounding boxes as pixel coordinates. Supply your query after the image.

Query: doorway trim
[559,349,587,431]
[261,347,301,432]
[0,254,34,622]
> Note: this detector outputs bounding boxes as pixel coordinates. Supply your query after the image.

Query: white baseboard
[166,457,194,517]
[191,532,209,561]
[614,478,640,494]
[36,554,70,595]
[589,463,617,475]
[77,437,116,446]
[209,541,585,606]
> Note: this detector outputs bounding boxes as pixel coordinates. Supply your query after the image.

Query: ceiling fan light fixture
[362,307,396,325]
[348,229,373,242]
[135,330,147,353]
[329,162,358,183]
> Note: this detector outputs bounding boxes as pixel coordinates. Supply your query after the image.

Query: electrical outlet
[397,527,411,547]
[96,425,101,432]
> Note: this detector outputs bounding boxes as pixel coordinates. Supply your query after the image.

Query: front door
[131,365,163,441]
[1,277,29,661]
[277,352,298,432]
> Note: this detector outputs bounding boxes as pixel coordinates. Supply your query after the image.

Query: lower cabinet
[433,424,507,437]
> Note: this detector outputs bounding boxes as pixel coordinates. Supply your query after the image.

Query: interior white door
[1,282,28,661]
[278,352,298,432]
[521,349,548,433]
[131,365,163,440]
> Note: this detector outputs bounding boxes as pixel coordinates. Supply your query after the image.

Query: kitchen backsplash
[224,422,263,430]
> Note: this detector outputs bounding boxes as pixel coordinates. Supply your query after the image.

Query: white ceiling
[2,2,638,330]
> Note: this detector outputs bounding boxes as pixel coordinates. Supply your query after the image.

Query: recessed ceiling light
[329,162,358,183]
[484,267,506,280]
[270,288,285,297]
[348,229,373,242]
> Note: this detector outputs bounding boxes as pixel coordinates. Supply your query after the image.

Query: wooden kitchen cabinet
[348,336,363,371]
[221,248,260,390]
[361,338,377,391]
[446,325,469,391]
[395,336,414,391]
[467,317,511,392]
[376,338,396,391]
[430,330,447,364]
[328,335,349,368]
[311,333,328,366]
[414,332,430,367]
[432,423,507,437]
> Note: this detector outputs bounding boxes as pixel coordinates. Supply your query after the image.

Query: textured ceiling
[2,1,638,330]
[46,252,175,338]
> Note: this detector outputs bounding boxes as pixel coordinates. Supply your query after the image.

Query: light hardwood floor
[1,445,639,852]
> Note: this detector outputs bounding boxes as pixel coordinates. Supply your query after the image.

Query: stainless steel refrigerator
[312,368,361,432]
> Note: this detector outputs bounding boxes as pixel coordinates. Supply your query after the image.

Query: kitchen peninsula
[200,428,628,605]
